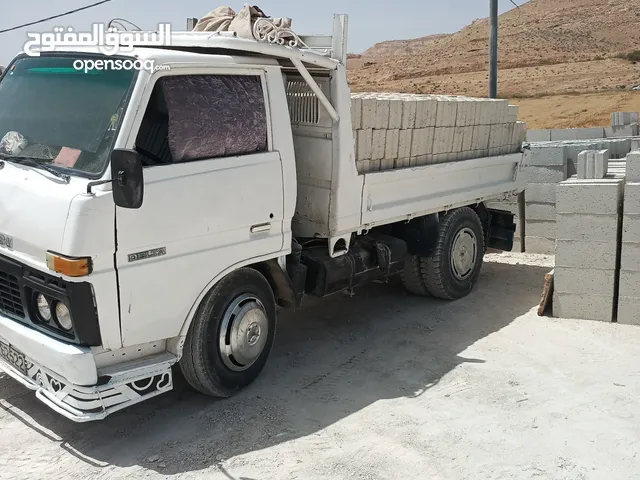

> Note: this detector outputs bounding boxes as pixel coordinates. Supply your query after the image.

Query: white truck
[0,14,524,422]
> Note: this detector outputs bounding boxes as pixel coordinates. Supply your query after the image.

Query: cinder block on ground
[556,178,624,215]
[527,145,567,167]
[526,203,556,221]
[526,220,556,239]
[526,129,551,142]
[621,242,640,271]
[555,267,616,296]
[623,214,640,242]
[524,165,568,183]
[525,236,555,254]
[606,124,639,138]
[526,183,556,203]
[553,292,613,322]
[617,296,640,325]
[556,213,619,243]
[619,270,640,297]
[626,151,640,182]
[555,239,617,269]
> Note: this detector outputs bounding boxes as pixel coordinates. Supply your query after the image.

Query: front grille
[0,271,24,318]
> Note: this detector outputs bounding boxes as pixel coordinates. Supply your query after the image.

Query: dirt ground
[2,252,640,480]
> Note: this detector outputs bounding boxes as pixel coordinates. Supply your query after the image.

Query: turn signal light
[46,252,93,277]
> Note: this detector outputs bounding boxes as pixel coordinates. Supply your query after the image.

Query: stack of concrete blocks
[522,144,568,254]
[350,92,526,174]
[576,149,609,180]
[618,151,640,325]
[608,112,639,138]
[553,174,624,322]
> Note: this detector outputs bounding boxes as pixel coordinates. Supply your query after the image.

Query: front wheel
[179,268,276,397]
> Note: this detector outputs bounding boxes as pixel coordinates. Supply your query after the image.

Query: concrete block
[433,127,455,155]
[507,105,519,123]
[452,127,465,153]
[410,127,435,160]
[623,182,640,214]
[397,129,412,166]
[631,138,640,151]
[524,165,568,184]
[611,112,639,126]
[556,214,619,243]
[525,183,556,203]
[435,100,457,128]
[526,220,556,239]
[555,239,617,269]
[553,292,613,322]
[388,100,403,129]
[606,124,639,138]
[472,125,490,152]
[356,130,372,161]
[621,242,640,271]
[526,203,556,221]
[461,126,474,152]
[374,100,390,130]
[361,99,377,130]
[555,267,616,296]
[400,100,417,130]
[526,129,552,142]
[623,214,640,241]
[556,178,624,215]
[384,129,400,162]
[595,150,609,179]
[528,145,567,166]
[415,98,437,128]
[617,296,640,325]
[626,151,640,181]
[525,236,555,254]
[371,129,386,161]
[619,270,640,297]
[351,98,362,129]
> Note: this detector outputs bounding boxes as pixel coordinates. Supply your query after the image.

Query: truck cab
[0,15,524,421]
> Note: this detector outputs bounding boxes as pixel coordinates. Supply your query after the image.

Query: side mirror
[111,149,144,209]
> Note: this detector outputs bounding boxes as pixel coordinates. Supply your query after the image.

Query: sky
[0,0,520,66]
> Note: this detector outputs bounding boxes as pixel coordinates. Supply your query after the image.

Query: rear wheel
[179,268,276,397]
[401,207,485,300]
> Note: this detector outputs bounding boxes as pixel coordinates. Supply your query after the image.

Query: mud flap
[486,208,516,251]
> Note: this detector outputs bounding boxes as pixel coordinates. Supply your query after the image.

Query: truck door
[114,70,285,347]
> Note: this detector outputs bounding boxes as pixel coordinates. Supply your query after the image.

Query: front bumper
[0,313,175,422]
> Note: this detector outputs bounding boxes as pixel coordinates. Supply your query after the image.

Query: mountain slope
[347,0,640,96]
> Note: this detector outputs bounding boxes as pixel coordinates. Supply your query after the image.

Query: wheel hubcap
[450,227,478,281]
[219,294,269,372]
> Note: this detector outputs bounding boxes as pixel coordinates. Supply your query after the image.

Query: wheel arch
[167,252,290,359]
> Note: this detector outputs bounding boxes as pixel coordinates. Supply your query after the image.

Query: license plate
[0,340,28,376]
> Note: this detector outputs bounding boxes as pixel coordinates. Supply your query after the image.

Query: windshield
[0,55,135,176]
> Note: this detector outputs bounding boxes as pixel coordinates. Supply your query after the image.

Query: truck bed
[360,153,524,227]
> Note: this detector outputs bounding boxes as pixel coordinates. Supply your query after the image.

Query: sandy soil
[2,252,640,479]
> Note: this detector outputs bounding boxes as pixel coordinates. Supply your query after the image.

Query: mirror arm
[86,171,125,194]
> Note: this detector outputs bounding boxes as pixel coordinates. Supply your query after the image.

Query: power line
[0,0,114,35]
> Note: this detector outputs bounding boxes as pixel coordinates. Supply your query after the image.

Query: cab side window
[134,74,268,166]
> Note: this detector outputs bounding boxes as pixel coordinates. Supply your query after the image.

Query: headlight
[54,302,73,331]
[36,294,52,322]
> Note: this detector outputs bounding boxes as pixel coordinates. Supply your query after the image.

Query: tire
[179,268,276,397]
[401,254,429,296]
[420,207,485,300]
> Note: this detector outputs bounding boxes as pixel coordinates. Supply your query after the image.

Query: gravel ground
[2,252,640,480]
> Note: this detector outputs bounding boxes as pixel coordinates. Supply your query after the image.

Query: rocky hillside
[348,0,640,95]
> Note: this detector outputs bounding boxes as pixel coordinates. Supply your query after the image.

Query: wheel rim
[450,227,478,281]
[218,294,269,372]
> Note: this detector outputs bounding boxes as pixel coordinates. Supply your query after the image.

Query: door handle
[250,222,272,233]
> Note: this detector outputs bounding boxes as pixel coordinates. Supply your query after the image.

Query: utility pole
[489,0,498,99]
